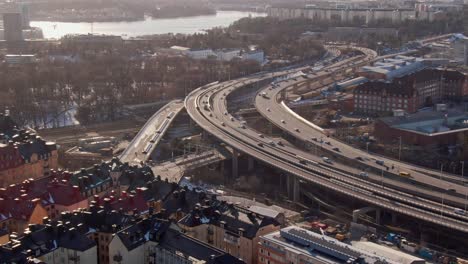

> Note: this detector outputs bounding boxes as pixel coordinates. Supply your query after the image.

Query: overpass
[120,100,184,164]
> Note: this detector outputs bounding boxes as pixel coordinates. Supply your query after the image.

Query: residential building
[0,223,97,264]
[267,6,419,24]
[0,114,58,187]
[3,13,23,42]
[0,196,48,234]
[0,170,88,221]
[109,218,245,264]
[258,226,424,264]
[179,200,281,264]
[0,207,244,264]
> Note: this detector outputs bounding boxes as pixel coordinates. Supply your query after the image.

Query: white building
[187,48,217,60]
[40,244,98,264]
[108,221,244,264]
[451,35,468,65]
[5,54,36,64]
[242,50,265,63]
[216,48,241,61]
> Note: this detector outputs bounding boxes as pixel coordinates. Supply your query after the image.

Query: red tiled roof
[93,188,149,213]
[0,197,41,221]
[0,171,85,208]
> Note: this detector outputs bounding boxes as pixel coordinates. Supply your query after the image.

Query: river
[30,11,266,39]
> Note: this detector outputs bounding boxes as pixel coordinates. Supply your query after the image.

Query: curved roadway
[185,50,468,232]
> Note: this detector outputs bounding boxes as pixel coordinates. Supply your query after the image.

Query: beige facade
[181,223,280,264]
[0,149,58,187]
[108,235,149,264]
[39,245,98,264]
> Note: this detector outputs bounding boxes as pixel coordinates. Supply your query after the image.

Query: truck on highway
[322,157,332,164]
[399,171,411,178]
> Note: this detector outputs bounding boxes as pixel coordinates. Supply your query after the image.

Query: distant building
[241,49,265,64]
[451,35,468,66]
[464,4,468,36]
[353,68,468,115]
[187,48,217,60]
[19,3,29,29]
[357,55,427,81]
[4,54,36,64]
[327,27,399,42]
[216,49,241,61]
[3,13,23,42]
[267,6,418,24]
[259,226,424,264]
[61,34,123,47]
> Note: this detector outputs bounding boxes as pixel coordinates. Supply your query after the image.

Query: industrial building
[258,226,424,264]
[357,55,428,80]
[3,12,23,42]
[374,109,468,146]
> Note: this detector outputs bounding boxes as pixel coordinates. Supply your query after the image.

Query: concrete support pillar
[286,175,300,202]
[248,156,254,172]
[391,212,397,225]
[376,208,381,225]
[293,177,300,203]
[232,149,239,180]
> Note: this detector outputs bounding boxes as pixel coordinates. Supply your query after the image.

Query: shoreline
[30,11,217,24]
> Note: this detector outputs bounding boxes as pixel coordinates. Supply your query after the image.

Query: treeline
[0,49,260,127]
[160,17,326,62]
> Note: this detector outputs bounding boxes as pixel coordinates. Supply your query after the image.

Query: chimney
[238,228,244,237]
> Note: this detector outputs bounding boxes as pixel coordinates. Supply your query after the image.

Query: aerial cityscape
[0,0,468,263]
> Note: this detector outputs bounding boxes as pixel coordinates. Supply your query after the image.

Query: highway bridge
[120,100,184,164]
[184,45,468,233]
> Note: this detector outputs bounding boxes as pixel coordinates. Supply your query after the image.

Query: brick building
[353,69,468,115]
[374,110,468,146]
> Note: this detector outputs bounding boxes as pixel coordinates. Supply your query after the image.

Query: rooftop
[379,109,468,136]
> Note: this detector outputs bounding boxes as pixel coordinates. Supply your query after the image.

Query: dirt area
[39,118,144,148]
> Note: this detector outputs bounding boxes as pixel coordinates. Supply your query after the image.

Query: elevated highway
[185,47,468,233]
[120,100,184,164]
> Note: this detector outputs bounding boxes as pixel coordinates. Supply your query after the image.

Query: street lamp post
[398,136,402,161]
[462,161,467,213]
[440,164,445,216]
[381,167,384,189]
